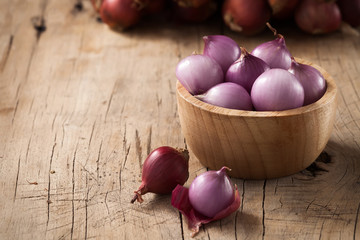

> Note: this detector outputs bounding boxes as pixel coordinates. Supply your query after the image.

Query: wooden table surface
[1,1,360,239]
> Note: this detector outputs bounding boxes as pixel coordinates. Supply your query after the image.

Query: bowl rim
[176,58,338,118]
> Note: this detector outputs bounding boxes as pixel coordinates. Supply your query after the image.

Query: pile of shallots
[92,0,360,35]
[176,25,327,111]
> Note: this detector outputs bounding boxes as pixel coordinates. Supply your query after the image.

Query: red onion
[294,0,341,34]
[337,0,360,27]
[131,146,189,203]
[222,0,271,35]
[251,25,292,69]
[100,0,142,30]
[196,82,253,110]
[173,0,217,23]
[251,69,304,111]
[176,54,223,95]
[268,0,299,19]
[203,35,241,74]
[171,167,240,237]
[225,47,270,93]
[288,58,326,106]
[139,0,166,15]
[174,0,209,8]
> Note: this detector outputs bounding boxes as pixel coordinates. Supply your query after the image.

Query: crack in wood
[28,96,35,114]
[234,211,239,240]
[61,122,66,148]
[0,35,13,72]
[79,163,100,185]
[85,173,89,240]
[13,155,21,201]
[135,129,142,173]
[319,220,325,240]
[146,126,152,155]
[262,180,267,240]
[24,44,37,86]
[70,142,79,240]
[88,121,96,148]
[306,199,316,212]
[178,211,184,240]
[96,141,103,182]
[47,135,57,227]
[354,201,360,240]
[51,113,58,131]
[105,191,111,217]
[25,136,32,163]
[11,99,19,125]
[120,143,130,194]
[240,180,245,212]
[156,93,162,108]
[105,85,115,122]
[19,194,47,199]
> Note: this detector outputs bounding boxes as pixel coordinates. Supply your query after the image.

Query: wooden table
[1,1,360,239]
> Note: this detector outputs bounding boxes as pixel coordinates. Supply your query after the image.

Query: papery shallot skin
[171,167,240,237]
[171,184,240,237]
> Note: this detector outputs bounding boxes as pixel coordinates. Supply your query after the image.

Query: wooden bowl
[176,59,338,179]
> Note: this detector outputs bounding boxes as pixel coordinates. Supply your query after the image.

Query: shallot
[225,47,270,93]
[100,0,142,30]
[203,35,241,74]
[196,82,253,110]
[176,54,223,95]
[222,0,271,35]
[294,0,341,34]
[171,167,240,237]
[131,146,189,203]
[251,68,304,111]
[288,58,326,105]
[252,24,292,69]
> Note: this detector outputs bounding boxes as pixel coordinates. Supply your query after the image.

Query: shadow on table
[296,138,360,180]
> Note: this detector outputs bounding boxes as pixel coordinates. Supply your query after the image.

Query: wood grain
[0,0,360,239]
